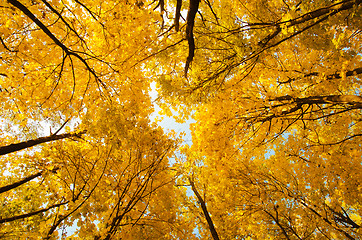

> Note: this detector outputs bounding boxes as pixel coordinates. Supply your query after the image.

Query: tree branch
[40,0,86,45]
[278,67,362,84]
[7,0,108,90]
[298,199,355,240]
[0,36,18,52]
[271,95,362,109]
[7,0,70,53]
[285,0,360,27]
[0,131,86,156]
[264,208,291,240]
[0,167,59,194]
[258,0,361,46]
[0,201,68,224]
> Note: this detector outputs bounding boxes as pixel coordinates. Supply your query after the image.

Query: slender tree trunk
[189,178,220,240]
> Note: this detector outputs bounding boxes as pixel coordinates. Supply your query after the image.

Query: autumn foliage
[0,0,361,239]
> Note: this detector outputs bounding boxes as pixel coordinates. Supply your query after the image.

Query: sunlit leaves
[1,0,361,239]
[155,0,362,239]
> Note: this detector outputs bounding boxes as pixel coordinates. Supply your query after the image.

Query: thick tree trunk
[174,0,182,32]
[185,0,200,76]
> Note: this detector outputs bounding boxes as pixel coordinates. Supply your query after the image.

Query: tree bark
[0,131,86,156]
[0,201,68,224]
[259,0,361,46]
[271,95,362,108]
[7,0,106,88]
[279,67,362,84]
[185,0,200,76]
[0,167,59,194]
[175,0,182,32]
[189,178,220,240]
[0,171,42,194]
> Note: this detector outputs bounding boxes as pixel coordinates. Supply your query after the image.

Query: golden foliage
[0,0,361,239]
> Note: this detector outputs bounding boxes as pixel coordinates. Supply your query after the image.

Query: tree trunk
[189,178,220,240]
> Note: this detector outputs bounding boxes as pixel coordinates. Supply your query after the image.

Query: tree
[155,0,362,239]
[0,0,190,239]
[0,101,187,239]
[1,0,361,239]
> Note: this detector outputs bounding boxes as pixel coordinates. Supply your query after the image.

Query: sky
[149,82,195,146]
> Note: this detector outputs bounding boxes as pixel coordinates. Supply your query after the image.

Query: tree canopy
[0,0,361,239]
